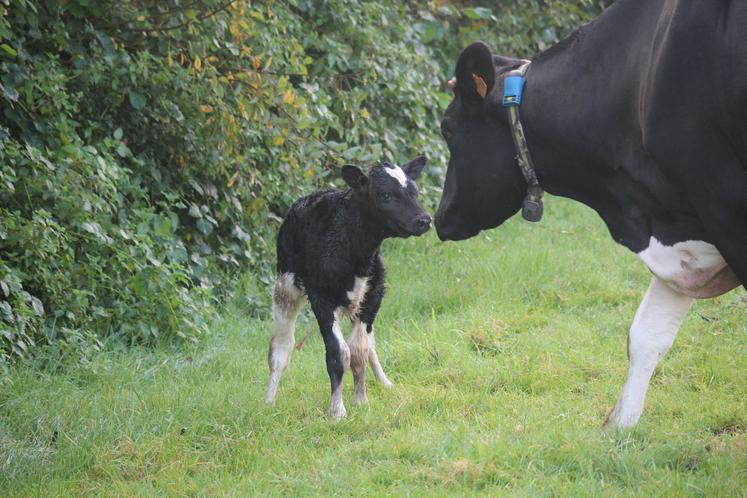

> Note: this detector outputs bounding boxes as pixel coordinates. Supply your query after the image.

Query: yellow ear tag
[471,73,487,98]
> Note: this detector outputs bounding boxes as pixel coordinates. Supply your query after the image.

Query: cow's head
[342,156,432,237]
[435,42,529,241]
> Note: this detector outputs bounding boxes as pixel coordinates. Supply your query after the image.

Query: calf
[264,156,432,418]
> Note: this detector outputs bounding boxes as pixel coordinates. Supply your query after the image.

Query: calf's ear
[341,165,368,189]
[402,155,427,180]
[455,42,495,101]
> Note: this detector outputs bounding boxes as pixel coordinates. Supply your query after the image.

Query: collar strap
[502,62,544,222]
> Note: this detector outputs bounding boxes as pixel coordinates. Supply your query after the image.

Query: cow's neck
[517,0,662,242]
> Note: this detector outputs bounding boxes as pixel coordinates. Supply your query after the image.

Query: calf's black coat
[268,157,431,416]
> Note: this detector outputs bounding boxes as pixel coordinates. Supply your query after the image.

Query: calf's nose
[416,214,432,231]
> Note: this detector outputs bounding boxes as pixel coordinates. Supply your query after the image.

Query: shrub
[0,0,605,366]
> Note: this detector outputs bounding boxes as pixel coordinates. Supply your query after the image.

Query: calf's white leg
[265,273,305,405]
[605,275,693,428]
[367,328,393,388]
[348,321,369,405]
[327,309,350,419]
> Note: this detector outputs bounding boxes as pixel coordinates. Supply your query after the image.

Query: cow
[265,157,432,418]
[434,0,746,428]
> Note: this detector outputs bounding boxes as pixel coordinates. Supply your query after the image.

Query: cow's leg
[359,253,393,389]
[265,273,306,405]
[348,319,370,405]
[309,294,349,419]
[605,275,693,428]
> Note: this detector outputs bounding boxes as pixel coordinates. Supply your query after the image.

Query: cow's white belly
[637,237,739,298]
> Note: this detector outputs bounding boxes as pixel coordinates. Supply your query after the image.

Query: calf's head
[435,42,529,241]
[342,156,432,237]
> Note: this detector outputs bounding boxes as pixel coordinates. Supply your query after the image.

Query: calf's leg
[367,328,393,388]
[309,295,350,419]
[605,275,693,428]
[265,273,305,405]
[348,320,370,405]
[358,256,393,389]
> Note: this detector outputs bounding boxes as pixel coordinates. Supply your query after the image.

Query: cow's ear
[454,42,495,101]
[341,165,368,189]
[402,155,427,180]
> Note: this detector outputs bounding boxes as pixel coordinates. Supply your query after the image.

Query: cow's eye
[440,121,453,140]
[378,192,391,201]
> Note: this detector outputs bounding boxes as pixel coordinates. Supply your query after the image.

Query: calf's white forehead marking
[384,164,408,188]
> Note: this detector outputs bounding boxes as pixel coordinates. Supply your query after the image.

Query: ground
[1,197,745,497]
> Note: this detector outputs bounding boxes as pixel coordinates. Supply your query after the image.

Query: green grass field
[2,197,745,497]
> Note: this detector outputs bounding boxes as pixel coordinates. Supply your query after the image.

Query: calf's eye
[378,192,391,201]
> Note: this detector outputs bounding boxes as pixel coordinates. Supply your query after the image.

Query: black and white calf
[265,157,432,418]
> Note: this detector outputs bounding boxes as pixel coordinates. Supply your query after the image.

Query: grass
[1,197,745,497]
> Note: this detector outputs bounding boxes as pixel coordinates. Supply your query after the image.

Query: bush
[0,0,605,366]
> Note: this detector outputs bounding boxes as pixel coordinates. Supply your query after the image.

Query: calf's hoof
[327,403,347,420]
[264,384,278,405]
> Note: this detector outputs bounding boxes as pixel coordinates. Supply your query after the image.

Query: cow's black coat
[435,0,747,288]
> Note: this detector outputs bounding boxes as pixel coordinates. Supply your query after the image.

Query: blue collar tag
[502,75,525,107]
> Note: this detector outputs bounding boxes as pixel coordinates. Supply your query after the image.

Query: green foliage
[0,0,605,365]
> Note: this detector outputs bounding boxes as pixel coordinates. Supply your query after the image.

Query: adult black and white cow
[435,0,746,428]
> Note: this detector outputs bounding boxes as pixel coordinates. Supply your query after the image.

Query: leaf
[95,32,115,55]
[194,56,202,72]
[227,171,239,188]
[30,296,44,316]
[188,204,203,218]
[463,7,495,21]
[116,142,130,157]
[199,104,213,113]
[0,83,18,102]
[0,280,8,297]
[128,92,146,110]
[0,43,17,57]
[113,128,123,140]
[196,218,213,235]
[0,302,12,322]
[81,221,102,235]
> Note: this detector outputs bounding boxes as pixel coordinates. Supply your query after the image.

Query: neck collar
[502,62,544,222]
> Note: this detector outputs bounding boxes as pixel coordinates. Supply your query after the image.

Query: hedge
[0,0,606,367]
